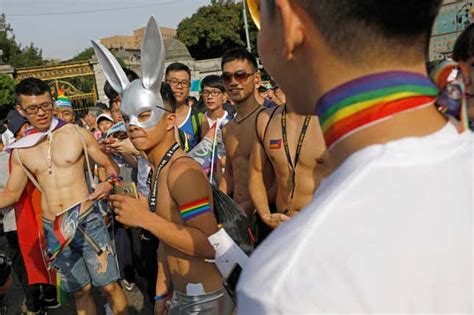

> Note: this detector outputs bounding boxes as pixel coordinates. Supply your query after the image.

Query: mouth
[229,88,242,93]
[37,118,48,124]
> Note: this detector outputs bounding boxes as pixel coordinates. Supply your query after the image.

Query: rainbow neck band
[315,71,439,149]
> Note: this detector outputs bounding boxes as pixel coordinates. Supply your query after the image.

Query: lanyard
[148,142,180,212]
[281,106,312,211]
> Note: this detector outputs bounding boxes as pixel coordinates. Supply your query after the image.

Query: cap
[96,113,113,124]
[54,90,72,108]
[8,114,28,136]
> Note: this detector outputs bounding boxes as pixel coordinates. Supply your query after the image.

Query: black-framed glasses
[221,71,256,84]
[202,90,223,97]
[22,102,54,115]
[166,78,191,88]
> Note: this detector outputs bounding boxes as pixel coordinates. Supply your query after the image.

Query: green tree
[72,47,94,61]
[0,74,16,116]
[177,2,258,60]
[0,14,43,68]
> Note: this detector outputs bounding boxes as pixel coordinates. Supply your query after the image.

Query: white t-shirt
[137,157,152,197]
[237,123,473,314]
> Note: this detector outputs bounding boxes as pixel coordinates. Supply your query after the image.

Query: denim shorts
[43,204,119,293]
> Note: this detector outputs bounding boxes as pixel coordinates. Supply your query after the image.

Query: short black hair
[160,83,177,112]
[201,75,225,92]
[15,78,51,105]
[294,0,442,64]
[165,62,191,78]
[96,102,109,111]
[453,23,474,62]
[221,48,258,71]
[104,68,139,101]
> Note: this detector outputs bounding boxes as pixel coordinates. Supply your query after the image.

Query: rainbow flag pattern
[179,198,212,222]
[269,139,282,150]
[315,71,439,148]
[47,203,80,263]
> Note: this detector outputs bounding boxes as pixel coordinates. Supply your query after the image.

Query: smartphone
[107,130,128,140]
[223,264,242,303]
[114,182,138,199]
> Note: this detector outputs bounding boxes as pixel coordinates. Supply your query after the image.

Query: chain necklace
[233,104,262,124]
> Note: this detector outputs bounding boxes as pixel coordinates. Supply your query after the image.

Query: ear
[254,71,262,86]
[275,0,304,60]
[91,40,129,94]
[141,16,165,96]
[16,105,26,117]
[166,113,176,131]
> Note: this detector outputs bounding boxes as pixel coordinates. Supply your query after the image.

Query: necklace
[233,105,262,124]
[316,71,439,149]
[281,106,312,214]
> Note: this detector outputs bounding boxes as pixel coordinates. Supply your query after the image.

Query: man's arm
[0,150,29,209]
[79,127,119,175]
[154,245,172,315]
[111,159,218,258]
[249,113,273,222]
[77,127,119,200]
[218,127,234,195]
[200,115,210,141]
[250,111,289,229]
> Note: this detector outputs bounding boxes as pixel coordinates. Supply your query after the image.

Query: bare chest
[224,119,257,162]
[264,117,325,170]
[20,131,83,175]
[149,167,182,224]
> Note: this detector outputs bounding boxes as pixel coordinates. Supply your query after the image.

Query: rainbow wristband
[154,293,170,301]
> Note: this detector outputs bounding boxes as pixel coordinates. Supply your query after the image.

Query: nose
[128,124,139,132]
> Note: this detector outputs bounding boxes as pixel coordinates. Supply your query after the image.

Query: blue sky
[1,0,211,60]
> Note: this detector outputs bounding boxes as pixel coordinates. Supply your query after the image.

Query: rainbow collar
[315,71,439,149]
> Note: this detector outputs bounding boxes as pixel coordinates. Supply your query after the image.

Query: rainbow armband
[179,198,212,221]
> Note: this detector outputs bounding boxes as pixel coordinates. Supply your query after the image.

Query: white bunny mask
[92,16,169,129]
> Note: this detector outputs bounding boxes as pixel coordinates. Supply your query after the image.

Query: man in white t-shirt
[237,0,473,313]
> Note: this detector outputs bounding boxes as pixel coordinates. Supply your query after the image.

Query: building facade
[429,0,474,60]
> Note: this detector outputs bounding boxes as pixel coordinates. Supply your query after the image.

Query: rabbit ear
[91,40,129,94]
[141,16,165,94]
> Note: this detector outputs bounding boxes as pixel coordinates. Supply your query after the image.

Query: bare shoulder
[167,156,211,199]
[168,156,204,183]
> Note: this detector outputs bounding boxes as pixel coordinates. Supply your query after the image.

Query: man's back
[238,123,473,314]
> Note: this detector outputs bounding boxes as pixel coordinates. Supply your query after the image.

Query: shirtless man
[249,105,330,230]
[219,48,273,220]
[110,85,229,314]
[0,78,128,315]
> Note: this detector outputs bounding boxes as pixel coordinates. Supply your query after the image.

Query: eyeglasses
[202,90,223,97]
[22,102,54,115]
[166,78,190,88]
[247,0,261,30]
[221,71,256,84]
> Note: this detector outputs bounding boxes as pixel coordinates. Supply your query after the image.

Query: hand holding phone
[114,182,138,199]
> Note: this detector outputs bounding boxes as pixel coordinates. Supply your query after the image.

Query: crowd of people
[0,0,473,314]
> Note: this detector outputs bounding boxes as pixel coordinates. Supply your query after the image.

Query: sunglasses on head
[247,0,261,30]
[221,71,256,84]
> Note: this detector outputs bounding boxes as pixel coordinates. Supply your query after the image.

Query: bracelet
[105,174,122,186]
[154,293,170,301]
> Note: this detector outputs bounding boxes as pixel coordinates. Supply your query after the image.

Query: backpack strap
[15,149,43,193]
[256,106,280,148]
[191,108,203,142]
[74,125,96,189]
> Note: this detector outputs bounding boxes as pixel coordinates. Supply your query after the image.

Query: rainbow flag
[269,139,282,150]
[47,202,81,263]
[179,198,212,222]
